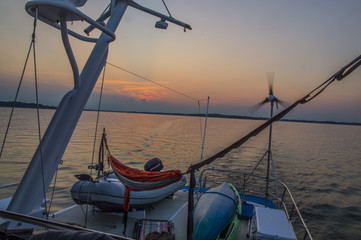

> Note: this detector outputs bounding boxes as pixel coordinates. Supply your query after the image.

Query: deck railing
[198,167,313,240]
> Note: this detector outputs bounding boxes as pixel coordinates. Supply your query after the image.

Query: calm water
[0,107,360,239]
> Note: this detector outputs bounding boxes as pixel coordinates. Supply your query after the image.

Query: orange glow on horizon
[96,78,177,102]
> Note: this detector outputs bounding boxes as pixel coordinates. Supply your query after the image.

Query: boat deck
[51,189,252,239]
[52,189,190,239]
[0,168,313,240]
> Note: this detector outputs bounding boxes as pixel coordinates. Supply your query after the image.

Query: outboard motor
[144,158,164,172]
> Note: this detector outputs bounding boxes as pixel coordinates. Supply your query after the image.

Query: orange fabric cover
[109,155,183,212]
[109,155,182,183]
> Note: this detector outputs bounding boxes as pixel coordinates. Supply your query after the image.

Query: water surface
[0,107,360,239]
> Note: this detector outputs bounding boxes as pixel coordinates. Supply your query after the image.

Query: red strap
[124,186,130,211]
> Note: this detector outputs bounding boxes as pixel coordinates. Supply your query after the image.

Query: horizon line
[1,100,360,127]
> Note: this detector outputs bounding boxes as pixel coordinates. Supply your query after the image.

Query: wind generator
[251,72,285,207]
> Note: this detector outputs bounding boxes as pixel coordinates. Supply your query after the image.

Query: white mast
[7,0,191,219]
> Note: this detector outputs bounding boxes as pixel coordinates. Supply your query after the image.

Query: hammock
[108,155,183,234]
[109,155,182,191]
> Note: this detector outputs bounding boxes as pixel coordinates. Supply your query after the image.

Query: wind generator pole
[264,100,274,207]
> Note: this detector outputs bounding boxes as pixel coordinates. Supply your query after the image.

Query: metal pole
[197,97,210,196]
[265,101,274,207]
[200,97,210,163]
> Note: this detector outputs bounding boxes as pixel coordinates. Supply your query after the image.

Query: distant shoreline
[0,101,56,110]
[1,101,360,126]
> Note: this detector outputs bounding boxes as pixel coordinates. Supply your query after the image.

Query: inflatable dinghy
[71,174,187,211]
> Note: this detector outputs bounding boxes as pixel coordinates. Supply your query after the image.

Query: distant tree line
[1,101,359,126]
[0,101,56,109]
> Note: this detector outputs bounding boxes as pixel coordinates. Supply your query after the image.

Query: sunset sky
[1,0,361,122]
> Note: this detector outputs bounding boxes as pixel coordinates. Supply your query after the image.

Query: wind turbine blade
[249,98,269,113]
[267,72,275,96]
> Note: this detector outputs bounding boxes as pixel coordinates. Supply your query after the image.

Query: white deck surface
[51,189,190,239]
[50,189,251,239]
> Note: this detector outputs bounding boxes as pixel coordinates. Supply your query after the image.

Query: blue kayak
[192,182,238,240]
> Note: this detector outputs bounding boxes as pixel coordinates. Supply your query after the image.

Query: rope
[302,54,361,103]
[106,62,199,102]
[185,54,361,238]
[300,73,337,103]
[187,54,361,173]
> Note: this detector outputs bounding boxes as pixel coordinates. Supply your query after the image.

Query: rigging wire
[0,6,53,218]
[90,61,107,177]
[83,59,108,227]
[47,165,59,215]
[101,3,111,17]
[0,32,35,161]
[161,0,172,18]
[106,62,199,102]
[106,61,206,150]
